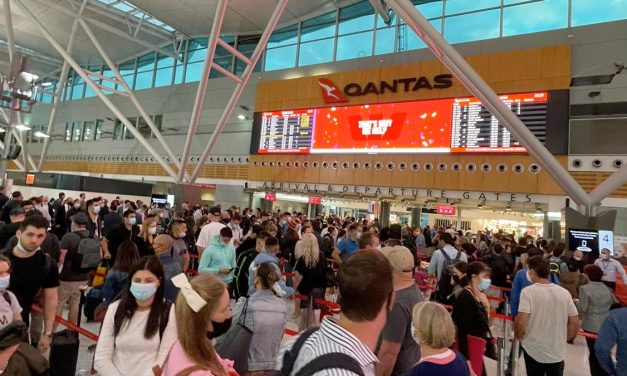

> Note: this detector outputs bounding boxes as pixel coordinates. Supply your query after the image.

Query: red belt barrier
[31,305,100,342]
[293,294,340,310]
[190,254,199,259]
[578,331,598,339]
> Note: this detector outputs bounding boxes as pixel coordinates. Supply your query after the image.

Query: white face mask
[148,227,157,235]
[16,240,40,254]
[601,254,610,260]
[573,256,582,261]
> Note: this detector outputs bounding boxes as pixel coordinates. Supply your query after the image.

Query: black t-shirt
[0,223,20,249]
[59,231,90,282]
[5,249,60,321]
[295,252,327,295]
[105,224,137,263]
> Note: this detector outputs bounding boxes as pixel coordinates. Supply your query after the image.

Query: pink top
[418,349,457,365]
[163,340,236,376]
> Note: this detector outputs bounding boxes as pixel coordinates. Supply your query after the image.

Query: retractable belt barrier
[31,305,100,342]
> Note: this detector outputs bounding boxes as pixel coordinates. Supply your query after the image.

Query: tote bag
[215,299,254,374]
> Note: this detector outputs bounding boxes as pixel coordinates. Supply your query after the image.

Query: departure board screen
[254,91,551,154]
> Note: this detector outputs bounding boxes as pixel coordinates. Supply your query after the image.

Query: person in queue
[57,212,91,327]
[408,302,471,375]
[0,207,25,249]
[514,256,579,376]
[85,197,103,239]
[577,264,616,376]
[332,223,361,263]
[595,307,627,376]
[94,255,177,375]
[163,273,236,375]
[294,233,327,330]
[199,227,236,286]
[0,191,23,224]
[248,236,294,298]
[280,219,300,285]
[428,232,468,281]
[4,214,58,352]
[277,250,394,376]
[134,215,158,257]
[452,261,495,361]
[594,248,627,291]
[153,234,183,302]
[88,239,140,306]
[219,262,288,374]
[101,209,139,262]
[65,199,82,229]
[509,247,544,317]
[0,255,23,329]
[169,219,191,270]
[359,232,381,252]
[376,246,423,376]
[196,207,227,257]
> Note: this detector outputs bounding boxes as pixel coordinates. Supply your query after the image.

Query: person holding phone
[199,227,237,292]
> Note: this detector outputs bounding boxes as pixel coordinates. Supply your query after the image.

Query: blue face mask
[127,217,137,226]
[129,282,158,301]
[479,278,492,292]
[0,276,10,290]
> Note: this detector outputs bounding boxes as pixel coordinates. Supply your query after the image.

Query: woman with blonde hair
[294,233,327,330]
[409,302,471,375]
[162,273,235,375]
[134,215,159,257]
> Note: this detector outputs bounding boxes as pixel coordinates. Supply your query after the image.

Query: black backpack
[435,249,463,303]
[279,328,365,376]
[233,248,257,299]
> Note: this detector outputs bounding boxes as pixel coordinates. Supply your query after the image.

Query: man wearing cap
[57,212,91,326]
[376,246,423,376]
[196,206,227,257]
[0,207,25,249]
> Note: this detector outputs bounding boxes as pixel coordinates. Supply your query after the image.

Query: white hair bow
[171,273,207,312]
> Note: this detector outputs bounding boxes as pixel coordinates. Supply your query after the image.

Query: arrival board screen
[255,91,548,154]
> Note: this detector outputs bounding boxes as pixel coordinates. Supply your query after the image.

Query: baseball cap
[71,212,89,225]
[208,206,221,216]
[382,246,414,273]
[288,218,300,230]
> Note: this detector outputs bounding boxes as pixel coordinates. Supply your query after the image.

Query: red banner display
[308,195,322,205]
[436,204,457,216]
[256,91,548,154]
[265,192,276,202]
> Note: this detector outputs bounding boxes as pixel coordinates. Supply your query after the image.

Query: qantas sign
[318,74,453,104]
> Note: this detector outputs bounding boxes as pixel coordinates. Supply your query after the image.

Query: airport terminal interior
[0,0,627,375]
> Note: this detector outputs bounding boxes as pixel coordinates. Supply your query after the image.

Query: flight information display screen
[254,91,549,154]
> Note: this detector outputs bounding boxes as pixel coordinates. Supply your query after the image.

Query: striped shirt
[276,317,378,376]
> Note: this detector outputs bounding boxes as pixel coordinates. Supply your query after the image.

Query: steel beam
[14,0,179,180]
[29,0,182,61]
[15,112,37,170]
[177,0,229,182]
[386,0,592,209]
[589,164,627,204]
[77,17,184,175]
[217,38,252,65]
[2,0,17,63]
[189,0,289,183]
[211,62,242,83]
[37,0,87,172]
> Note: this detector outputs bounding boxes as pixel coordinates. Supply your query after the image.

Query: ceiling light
[34,131,50,138]
[237,114,246,120]
[14,124,31,131]
[0,128,5,133]
[40,82,53,87]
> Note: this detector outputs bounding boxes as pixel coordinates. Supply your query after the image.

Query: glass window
[71,74,85,100]
[65,123,72,142]
[268,24,298,48]
[235,35,259,75]
[95,120,103,140]
[174,40,187,84]
[375,26,396,55]
[135,71,153,90]
[101,66,116,93]
[119,60,135,89]
[151,115,162,138]
[398,19,441,51]
[83,121,95,141]
[444,9,500,44]
[503,0,568,36]
[265,45,297,71]
[336,31,373,61]
[415,1,443,19]
[300,11,337,42]
[124,118,136,140]
[338,2,375,35]
[137,117,151,138]
[113,119,124,140]
[135,53,155,90]
[184,61,202,83]
[72,122,83,142]
[298,38,335,66]
[571,0,627,26]
[155,49,175,87]
[445,0,500,15]
[63,76,73,101]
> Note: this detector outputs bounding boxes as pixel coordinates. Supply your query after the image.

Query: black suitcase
[49,329,80,376]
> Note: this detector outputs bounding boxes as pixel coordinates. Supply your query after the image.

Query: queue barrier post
[511,338,520,376]
[496,337,506,376]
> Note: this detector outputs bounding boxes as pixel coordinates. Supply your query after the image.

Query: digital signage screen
[568,228,599,254]
[254,91,549,154]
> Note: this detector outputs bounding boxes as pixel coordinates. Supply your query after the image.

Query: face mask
[410,325,420,346]
[479,278,491,292]
[129,282,158,301]
[526,271,533,282]
[127,217,137,225]
[74,203,81,209]
[148,227,157,235]
[601,254,610,260]
[207,317,232,339]
[16,240,39,254]
[376,244,382,251]
[178,231,186,238]
[356,231,363,238]
[574,256,582,261]
[92,206,101,214]
[0,276,10,290]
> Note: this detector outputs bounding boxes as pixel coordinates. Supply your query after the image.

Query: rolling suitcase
[49,292,83,376]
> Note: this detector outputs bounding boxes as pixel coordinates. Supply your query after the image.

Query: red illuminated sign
[265,192,276,202]
[436,204,456,216]
[318,78,348,104]
[25,174,35,185]
[308,196,322,205]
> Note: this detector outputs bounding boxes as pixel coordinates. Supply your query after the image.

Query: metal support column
[13,0,179,180]
[178,0,228,182]
[189,0,289,183]
[3,0,16,62]
[37,0,87,172]
[386,0,592,209]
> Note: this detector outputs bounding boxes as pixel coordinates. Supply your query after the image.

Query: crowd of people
[0,188,623,376]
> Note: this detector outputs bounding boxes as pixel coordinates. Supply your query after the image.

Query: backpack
[435,249,463,303]
[76,232,102,269]
[233,248,258,299]
[549,258,564,283]
[279,328,365,376]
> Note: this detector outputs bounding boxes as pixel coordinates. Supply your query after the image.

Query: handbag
[91,259,109,288]
[214,299,253,374]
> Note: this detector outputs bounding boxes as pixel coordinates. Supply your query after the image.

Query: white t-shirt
[196,222,227,249]
[94,300,177,376]
[0,290,22,330]
[519,283,578,363]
